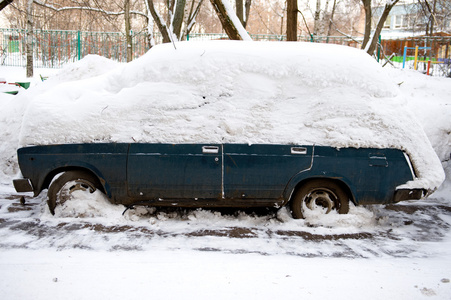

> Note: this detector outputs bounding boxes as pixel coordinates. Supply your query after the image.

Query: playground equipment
[402,45,445,75]
[0,79,30,95]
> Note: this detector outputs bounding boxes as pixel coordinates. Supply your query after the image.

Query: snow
[1,186,451,299]
[0,41,451,299]
[0,250,450,300]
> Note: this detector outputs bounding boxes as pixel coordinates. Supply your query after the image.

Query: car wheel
[290,180,350,219]
[47,171,101,215]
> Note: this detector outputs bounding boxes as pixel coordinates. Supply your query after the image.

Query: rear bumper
[394,189,425,202]
[13,178,33,193]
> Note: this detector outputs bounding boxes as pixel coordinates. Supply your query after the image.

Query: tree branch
[33,0,147,18]
[297,9,313,40]
[0,0,13,11]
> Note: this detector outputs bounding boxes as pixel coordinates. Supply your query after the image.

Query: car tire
[290,179,350,219]
[47,171,101,215]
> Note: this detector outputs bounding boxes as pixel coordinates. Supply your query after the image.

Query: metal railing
[0,28,149,68]
[1,28,450,76]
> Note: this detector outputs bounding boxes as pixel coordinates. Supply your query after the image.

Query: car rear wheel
[47,171,101,215]
[290,180,350,219]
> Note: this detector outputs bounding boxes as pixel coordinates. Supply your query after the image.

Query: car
[13,142,424,218]
[12,41,444,218]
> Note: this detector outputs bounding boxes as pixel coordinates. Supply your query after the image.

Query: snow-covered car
[13,41,445,218]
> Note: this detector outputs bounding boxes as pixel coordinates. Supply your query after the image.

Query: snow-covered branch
[210,0,252,41]
[33,0,147,18]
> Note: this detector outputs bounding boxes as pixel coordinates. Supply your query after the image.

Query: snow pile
[52,190,124,218]
[387,68,451,163]
[47,189,378,232]
[49,54,120,83]
[0,57,117,183]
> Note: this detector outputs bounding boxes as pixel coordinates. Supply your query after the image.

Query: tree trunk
[313,0,321,36]
[286,0,297,41]
[209,0,251,40]
[361,0,372,50]
[146,0,171,43]
[366,0,399,55]
[326,0,336,37]
[244,0,251,28]
[235,0,252,28]
[236,0,244,26]
[172,0,186,39]
[184,0,204,37]
[429,0,437,36]
[144,0,155,47]
[125,0,133,62]
[26,0,33,78]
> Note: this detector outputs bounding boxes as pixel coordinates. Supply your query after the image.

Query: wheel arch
[285,175,357,207]
[41,166,107,196]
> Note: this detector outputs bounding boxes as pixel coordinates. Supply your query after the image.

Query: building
[375,0,451,38]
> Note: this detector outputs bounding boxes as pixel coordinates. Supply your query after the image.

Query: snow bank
[386,68,451,163]
[12,41,446,191]
[49,54,120,83]
[0,56,118,183]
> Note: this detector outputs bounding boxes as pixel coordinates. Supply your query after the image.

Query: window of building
[394,14,410,29]
[384,16,392,29]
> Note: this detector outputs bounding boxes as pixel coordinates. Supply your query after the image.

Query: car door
[127,144,222,199]
[223,144,313,200]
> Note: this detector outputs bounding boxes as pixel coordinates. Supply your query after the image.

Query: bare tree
[325,0,337,37]
[26,0,33,77]
[286,0,297,41]
[312,0,321,36]
[236,0,251,28]
[416,0,451,36]
[146,0,204,43]
[125,0,133,62]
[423,0,437,35]
[209,0,252,40]
[182,0,205,37]
[172,0,187,39]
[361,0,371,49]
[31,0,145,31]
[361,0,399,55]
[242,0,285,35]
[146,0,172,43]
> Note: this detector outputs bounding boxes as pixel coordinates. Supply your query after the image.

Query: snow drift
[17,41,444,191]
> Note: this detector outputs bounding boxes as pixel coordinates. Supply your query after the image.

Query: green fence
[1,28,450,76]
[186,32,361,46]
[0,28,149,68]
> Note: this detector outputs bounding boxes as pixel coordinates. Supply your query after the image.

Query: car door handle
[369,154,388,167]
[291,147,307,155]
[202,146,219,154]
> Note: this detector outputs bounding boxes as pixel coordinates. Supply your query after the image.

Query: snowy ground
[1,45,451,299]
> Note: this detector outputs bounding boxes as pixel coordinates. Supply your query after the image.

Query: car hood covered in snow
[18,41,445,192]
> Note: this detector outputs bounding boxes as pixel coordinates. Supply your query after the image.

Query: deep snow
[0,41,450,299]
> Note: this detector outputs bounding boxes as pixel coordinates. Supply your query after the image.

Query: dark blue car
[13,143,424,218]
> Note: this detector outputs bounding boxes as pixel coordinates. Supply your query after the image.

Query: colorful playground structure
[0,79,30,95]
[402,45,448,76]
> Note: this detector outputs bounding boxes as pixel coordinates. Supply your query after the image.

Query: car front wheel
[47,171,101,215]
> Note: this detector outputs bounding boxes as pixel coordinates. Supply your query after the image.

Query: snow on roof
[18,41,444,191]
